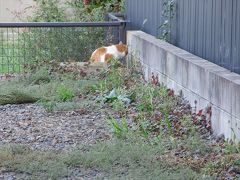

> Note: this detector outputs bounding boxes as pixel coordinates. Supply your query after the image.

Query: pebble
[0,104,111,151]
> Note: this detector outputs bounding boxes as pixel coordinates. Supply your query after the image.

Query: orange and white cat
[90,42,128,63]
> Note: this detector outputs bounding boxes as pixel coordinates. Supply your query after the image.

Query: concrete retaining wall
[127,31,240,141]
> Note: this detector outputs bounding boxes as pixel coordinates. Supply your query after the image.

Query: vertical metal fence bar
[23,28,26,71]
[43,27,47,65]
[0,29,3,74]
[27,27,30,69]
[6,28,9,74]
[12,27,15,73]
[0,30,2,74]
[17,28,19,72]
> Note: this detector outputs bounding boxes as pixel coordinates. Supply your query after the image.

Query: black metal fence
[126,0,240,74]
[0,13,126,74]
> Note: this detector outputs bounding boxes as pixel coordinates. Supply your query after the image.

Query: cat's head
[116,41,128,56]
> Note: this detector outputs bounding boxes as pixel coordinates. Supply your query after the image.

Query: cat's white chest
[106,45,118,56]
[106,46,125,59]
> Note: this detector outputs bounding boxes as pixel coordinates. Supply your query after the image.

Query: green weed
[111,100,127,117]
[1,149,68,180]
[64,136,203,179]
[37,99,56,112]
[56,84,75,102]
[107,116,129,138]
[223,142,240,154]
[164,113,172,133]
[202,155,239,177]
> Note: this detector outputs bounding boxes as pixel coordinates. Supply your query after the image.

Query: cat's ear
[119,41,123,44]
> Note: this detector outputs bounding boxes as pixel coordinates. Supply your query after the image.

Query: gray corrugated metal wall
[126,0,240,74]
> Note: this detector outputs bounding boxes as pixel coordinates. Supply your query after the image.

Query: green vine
[158,0,175,41]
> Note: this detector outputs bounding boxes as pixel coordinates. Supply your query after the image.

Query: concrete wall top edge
[222,74,240,83]
[234,80,240,85]
[127,30,240,83]
[128,31,228,73]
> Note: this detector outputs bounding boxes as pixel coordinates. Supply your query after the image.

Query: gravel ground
[0,103,110,179]
[0,104,111,151]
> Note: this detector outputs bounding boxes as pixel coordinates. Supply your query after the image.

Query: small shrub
[29,0,66,22]
[56,84,75,102]
[0,90,38,105]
